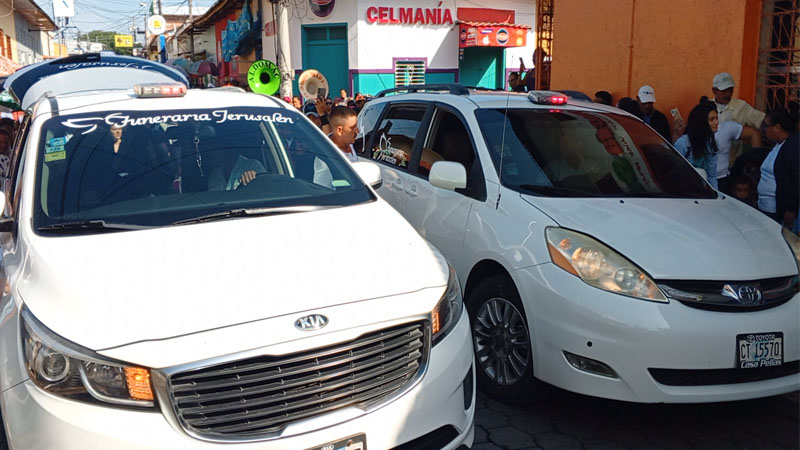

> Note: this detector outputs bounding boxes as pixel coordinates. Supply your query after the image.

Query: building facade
[551,0,799,126]
[0,0,56,74]
[260,0,538,97]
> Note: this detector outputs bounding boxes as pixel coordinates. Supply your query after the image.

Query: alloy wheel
[472,297,530,386]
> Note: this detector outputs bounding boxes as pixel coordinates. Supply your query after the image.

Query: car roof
[369,88,631,116]
[31,87,288,118]
[6,53,189,111]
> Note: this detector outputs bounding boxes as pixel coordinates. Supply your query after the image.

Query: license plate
[736,332,783,369]
[306,434,366,450]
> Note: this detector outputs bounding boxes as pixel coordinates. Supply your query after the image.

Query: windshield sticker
[45,144,64,154]
[49,137,67,147]
[45,151,66,162]
[372,134,408,167]
[56,61,155,71]
[332,180,350,187]
[61,110,295,135]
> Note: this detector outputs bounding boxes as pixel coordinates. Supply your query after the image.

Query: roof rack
[375,83,469,98]
[464,86,507,92]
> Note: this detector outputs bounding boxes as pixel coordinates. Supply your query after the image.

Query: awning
[457,21,530,48]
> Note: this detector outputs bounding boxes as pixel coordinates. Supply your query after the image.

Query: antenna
[497,89,511,209]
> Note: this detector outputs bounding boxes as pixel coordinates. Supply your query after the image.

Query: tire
[467,274,545,404]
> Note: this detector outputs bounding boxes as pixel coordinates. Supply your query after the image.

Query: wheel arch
[464,259,513,305]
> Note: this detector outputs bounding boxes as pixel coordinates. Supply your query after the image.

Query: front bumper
[1,310,475,449]
[516,264,800,403]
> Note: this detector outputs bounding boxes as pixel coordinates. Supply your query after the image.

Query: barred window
[394,60,426,87]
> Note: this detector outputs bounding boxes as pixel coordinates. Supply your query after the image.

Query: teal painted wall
[354,74,395,96]
[353,72,458,96]
[426,72,457,84]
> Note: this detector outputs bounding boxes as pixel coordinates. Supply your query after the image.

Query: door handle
[392,180,404,190]
[405,185,418,197]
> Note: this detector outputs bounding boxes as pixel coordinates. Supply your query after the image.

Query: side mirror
[694,167,708,180]
[429,161,467,191]
[352,160,383,189]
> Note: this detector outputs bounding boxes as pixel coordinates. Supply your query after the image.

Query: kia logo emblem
[737,286,762,305]
[294,314,329,331]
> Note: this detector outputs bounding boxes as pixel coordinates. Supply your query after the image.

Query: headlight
[783,228,800,272]
[432,264,463,344]
[546,228,666,303]
[21,307,155,408]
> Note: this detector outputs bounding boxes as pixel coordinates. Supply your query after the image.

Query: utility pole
[157,0,162,15]
[188,0,195,59]
[132,16,137,55]
[276,1,293,99]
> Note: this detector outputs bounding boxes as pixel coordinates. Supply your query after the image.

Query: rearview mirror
[429,161,467,191]
[352,161,383,189]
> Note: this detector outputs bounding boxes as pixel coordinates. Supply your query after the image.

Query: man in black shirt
[636,85,672,143]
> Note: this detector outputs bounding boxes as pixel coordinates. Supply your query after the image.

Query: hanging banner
[458,24,528,48]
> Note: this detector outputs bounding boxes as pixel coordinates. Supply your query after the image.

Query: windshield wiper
[518,184,604,198]
[171,205,328,226]
[38,220,153,233]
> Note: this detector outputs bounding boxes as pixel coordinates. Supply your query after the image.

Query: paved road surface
[473,388,799,450]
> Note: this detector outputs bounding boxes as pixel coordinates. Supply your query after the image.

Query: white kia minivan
[0,56,474,449]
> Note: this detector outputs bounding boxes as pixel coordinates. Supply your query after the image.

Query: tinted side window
[354,102,384,156]
[370,104,426,170]
[419,109,476,178]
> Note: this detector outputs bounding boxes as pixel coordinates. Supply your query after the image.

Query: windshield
[34,107,372,230]
[475,108,716,199]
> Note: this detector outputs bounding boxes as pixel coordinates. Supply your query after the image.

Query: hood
[523,195,796,280]
[19,200,447,350]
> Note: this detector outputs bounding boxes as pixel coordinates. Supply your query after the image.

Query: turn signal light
[125,367,154,401]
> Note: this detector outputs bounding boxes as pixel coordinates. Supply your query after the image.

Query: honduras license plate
[307,434,366,450]
[737,332,783,369]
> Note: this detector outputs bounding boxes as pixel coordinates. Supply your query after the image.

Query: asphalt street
[472,388,799,450]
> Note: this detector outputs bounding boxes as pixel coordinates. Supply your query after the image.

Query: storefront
[190,0,262,85]
[261,0,537,97]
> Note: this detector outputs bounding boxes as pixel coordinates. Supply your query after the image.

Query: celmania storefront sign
[365,5,454,25]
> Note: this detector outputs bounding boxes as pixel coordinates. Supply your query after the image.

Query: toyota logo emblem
[737,286,762,305]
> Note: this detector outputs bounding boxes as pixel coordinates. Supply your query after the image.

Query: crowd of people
[547,70,796,232]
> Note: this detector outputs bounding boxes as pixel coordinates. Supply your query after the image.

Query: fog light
[563,351,618,378]
[462,366,474,410]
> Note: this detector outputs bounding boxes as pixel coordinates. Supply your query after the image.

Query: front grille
[658,275,798,312]
[649,360,800,386]
[168,322,427,439]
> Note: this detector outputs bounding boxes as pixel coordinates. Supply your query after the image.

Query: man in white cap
[712,72,765,128]
[636,85,672,142]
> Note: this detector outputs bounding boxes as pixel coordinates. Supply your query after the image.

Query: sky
[35,0,217,39]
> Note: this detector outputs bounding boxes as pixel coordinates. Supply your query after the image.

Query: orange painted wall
[551,0,759,132]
